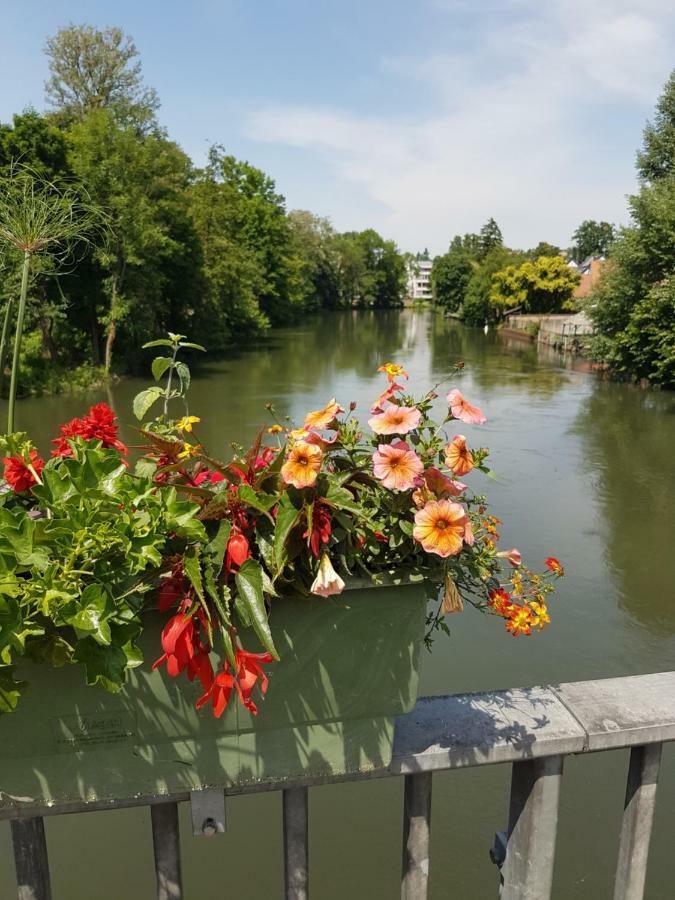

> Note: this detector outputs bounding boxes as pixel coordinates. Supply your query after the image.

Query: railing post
[150,801,183,900]
[613,743,662,900]
[283,787,309,900]
[401,772,433,899]
[501,756,563,900]
[11,817,52,900]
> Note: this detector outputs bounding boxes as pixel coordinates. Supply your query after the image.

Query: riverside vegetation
[0,25,407,396]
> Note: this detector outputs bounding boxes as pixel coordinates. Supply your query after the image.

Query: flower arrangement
[0,335,563,719]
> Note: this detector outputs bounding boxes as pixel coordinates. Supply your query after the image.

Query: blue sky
[1,0,673,253]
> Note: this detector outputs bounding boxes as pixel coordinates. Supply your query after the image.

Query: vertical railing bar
[150,801,183,900]
[501,755,563,900]
[401,772,433,900]
[613,742,663,900]
[11,816,52,900]
[283,787,309,900]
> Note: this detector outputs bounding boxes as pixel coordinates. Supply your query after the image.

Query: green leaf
[205,519,231,571]
[152,357,173,381]
[183,552,206,604]
[0,666,23,713]
[74,640,128,693]
[179,342,206,352]
[143,339,174,349]
[324,483,363,515]
[237,484,276,517]
[175,361,190,395]
[273,493,302,575]
[235,559,278,659]
[133,387,164,421]
[399,519,414,536]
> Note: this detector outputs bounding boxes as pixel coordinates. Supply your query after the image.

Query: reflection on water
[0,310,674,899]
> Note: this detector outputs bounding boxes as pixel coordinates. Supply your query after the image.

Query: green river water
[1,309,674,898]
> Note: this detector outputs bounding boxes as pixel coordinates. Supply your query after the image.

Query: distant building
[569,255,605,298]
[407,259,433,300]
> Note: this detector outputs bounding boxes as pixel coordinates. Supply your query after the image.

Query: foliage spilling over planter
[0,335,563,718]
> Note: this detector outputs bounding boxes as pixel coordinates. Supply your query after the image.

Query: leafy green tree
[461,247,513,326]
[491,256,580,315]
[637,70,675,183]
[287,210,341,310]
[588,71,675,386]
[44,25,159,129]
[431,245,474,312]
[477,218,503,260]
[571,220,615,262]
[335,230,405,308]
[68,109,200,371]
[528,241,561,259]
[0,110,70,179]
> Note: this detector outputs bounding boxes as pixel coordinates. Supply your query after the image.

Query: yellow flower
[177,442,201,460]
[281,441,323,489]
[176,415,200,433]
[528,601,551,629]
[377,363,409,382]
[267,424,284,434]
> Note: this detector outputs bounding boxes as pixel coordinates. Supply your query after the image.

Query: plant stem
[0,296,14,399]
[7,251,31,433]
[163,342,179,418]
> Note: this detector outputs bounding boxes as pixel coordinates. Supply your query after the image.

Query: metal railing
[4,670,675,900]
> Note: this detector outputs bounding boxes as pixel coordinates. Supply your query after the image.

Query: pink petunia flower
[372,440,424,491]
[368,404,422,435]
[446,389,486,425]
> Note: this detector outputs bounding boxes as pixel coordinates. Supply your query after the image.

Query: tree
[287,210,340,310]
[588,70,675,386]
[477,218,503,260]
[431,245,474,312]
[636,70,675,183]
[571,220,615,262]
[333,230,405,308]
[528,241,561,259]
[461,246,513,326]
[44,25,159,129]
[491,256,580,316]
[0,110,70,179]
[68,109,199,371]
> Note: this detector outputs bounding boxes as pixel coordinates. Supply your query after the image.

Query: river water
[1,309,674,898]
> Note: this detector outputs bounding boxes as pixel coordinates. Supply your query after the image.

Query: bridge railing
[4,671,675,900]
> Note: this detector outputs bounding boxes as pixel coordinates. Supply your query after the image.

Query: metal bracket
[190,789,226,837]
[490,830,507,868]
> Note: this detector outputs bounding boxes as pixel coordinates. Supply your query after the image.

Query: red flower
[2,450,44,493]
[545,557,564,576]
[253,447,276,472]
[152,607,214,691]
[158,565,188,613]
[188,466,226,487]
[195,666,236,718]
[52,403,128,457]
[225,529,250,574]
[233,648,274,715]
[303,502,332,558]
[488,588,513,616]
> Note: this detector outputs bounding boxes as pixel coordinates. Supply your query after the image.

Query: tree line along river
[1,309,674,898]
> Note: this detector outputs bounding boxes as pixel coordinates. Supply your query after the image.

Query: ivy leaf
[0,666,24,713]
[74,640,128,693]
[133,387,164,421]
[235,559,278,659]
[151,357,173,381]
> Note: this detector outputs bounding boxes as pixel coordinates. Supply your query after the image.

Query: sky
[1,0,673,255]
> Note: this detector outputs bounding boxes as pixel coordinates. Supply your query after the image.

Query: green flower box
[0,582,427,811]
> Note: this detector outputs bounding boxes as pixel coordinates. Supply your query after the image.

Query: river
[1,309,674,898]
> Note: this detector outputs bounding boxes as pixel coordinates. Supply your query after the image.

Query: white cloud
[244,1,674,253]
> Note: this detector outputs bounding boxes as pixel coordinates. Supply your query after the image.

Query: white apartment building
[406,259,433,300]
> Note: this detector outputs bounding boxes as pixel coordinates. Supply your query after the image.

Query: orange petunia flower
[413,499,469,558]
[497,548,522,568]
[446,389,486,425]
[281,441,323,489]
[505,605,534,637]
[372,440,423,491]
[304,398,344,431]
[370,381,405,413]
[444,435,474,476]
[423,466,467,497]
[368,404,422,435]
[377,363,409,382]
